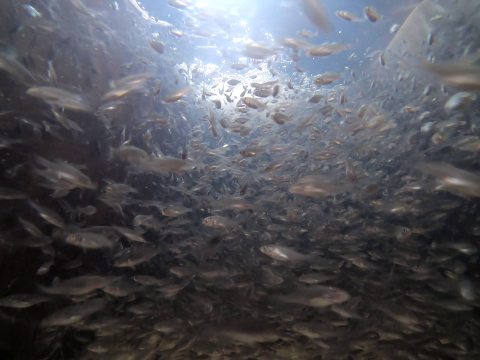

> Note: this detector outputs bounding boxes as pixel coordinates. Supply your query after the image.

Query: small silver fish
[260,245,311,262]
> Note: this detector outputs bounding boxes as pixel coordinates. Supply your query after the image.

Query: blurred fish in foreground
[297,0,333,35]
[419,55,480,91]
[416,162,480,197]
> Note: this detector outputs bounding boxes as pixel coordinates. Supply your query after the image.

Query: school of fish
[0,0,480,359]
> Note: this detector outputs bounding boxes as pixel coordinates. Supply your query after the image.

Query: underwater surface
[0,0,480,359]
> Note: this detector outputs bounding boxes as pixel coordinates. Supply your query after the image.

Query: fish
[102,278,145,297]
[431,131,447,145]
[26,87,93,112]
[132,275,168,286]
[415,162,480,197]
[331,302,363,319]
[297,0,333,35]
[299,273,338,284]
[296,30,317,38]
[19,217,44,237]
[390,23,400,33]
[279,37,311,52]
[39,276,120,295]
[309,94,324,103]
[418,55,480,90]
[65,232,114,249]
[202,216,237,230]
[239,147,265,157]
[153,81,163,100]
[47,60,57,87]
[271,113,293,125]
[292,322,337,339]
[29,201,65,228]
[153,318,184,333]
[315,73,342,86]
[0,294,51,308]
[136,156,194,173]
[242,97,267,110]
[162,205,192,217]
[207,107,219,137]
[0,51,35,85]
[111,145,148,164]
[170,29,185,37]
[0,187,27,200]
[306,43,351,57]
[149,39,165,54]
[444,92,477,111]
[242,42,276,59]
[380,52,386,66]
[218,322,282,344]
[210,197,254,211]
[240,183,248,195]
[35,157,96,195]
[335,11,362,22]
[274,285,350,307]
[231,63,249,70]
[260,245,312,262]
[36,259,54,275]
[427,32,434,45]
[155,19,174,27]
[271,84,280,97]
[295,65,306,73]
[253,88,272,97]
[290,176,350,197]
[366,115,387,129]
[114,243,160,267]
[101,73,152,102]
[364,6,382,22]
[42,298,107,327]
[78,205,96,216]
[345,159,357,182]
[265,156,290,172]
[163,87,194,103]
[394,226,412,241]
[226,79,241,86]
